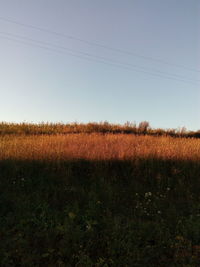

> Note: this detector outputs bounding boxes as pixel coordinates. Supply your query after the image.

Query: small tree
[180,127,187,135]
[138,121,150,134]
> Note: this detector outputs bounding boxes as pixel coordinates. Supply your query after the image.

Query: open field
[1,134,200,161]
[1,133,200,266]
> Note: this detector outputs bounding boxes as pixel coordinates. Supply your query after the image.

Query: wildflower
[145,192,152,198]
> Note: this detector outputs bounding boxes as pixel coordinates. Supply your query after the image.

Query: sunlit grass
[1,133,200,161]
[0,121,199,138]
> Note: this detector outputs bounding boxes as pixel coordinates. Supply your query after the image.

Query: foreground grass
[1,134,200,266]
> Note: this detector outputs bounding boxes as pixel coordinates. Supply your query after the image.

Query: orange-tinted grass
[1,133,200,161]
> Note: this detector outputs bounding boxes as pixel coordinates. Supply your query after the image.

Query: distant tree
[138,121,150,134]
[176,126,187,136]
[180,127,187,134]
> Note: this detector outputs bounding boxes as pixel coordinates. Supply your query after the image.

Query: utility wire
[0,16,199,73]
[0,31,199,83]
[0,34,199,85]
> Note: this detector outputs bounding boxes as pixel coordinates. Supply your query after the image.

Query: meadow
[1,125,200,266]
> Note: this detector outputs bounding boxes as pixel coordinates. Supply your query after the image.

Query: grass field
[1,132,200,266]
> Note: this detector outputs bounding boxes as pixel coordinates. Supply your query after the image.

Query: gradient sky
[0,0,200,130]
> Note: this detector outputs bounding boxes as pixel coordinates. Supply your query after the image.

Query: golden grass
[1,133,200,161]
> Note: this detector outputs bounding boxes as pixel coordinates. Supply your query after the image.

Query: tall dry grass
[1,133,200,161]
[1,122,200,138]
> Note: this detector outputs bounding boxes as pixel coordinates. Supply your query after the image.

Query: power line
[0,30,199,83]
[0,34,199,85]
[0,35,199,85]
[0,16,199,73]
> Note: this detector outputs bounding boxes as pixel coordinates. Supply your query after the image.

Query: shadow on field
[1,158,200,266]
[1,157,200,204]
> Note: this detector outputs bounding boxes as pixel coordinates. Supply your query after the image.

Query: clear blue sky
[0,0,199,130]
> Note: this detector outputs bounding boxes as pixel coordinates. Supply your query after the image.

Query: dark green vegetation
[1,121,200,138]
[1,158,200,266]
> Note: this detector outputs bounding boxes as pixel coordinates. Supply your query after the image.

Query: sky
[0,0,200,130]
